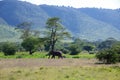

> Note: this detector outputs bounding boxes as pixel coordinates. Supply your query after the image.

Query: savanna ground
[0,52,120,80]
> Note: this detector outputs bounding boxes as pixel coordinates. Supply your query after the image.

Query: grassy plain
[0,52,120,80]
[0,66,120,80]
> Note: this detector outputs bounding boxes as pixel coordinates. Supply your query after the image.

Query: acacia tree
[16,22,42,54]
[21,37,39,55]
[45,17,71,51]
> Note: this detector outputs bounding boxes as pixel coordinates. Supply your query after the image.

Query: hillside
[40,5,120,40]
[0,0,49,29]
[0,24,21,42]
[79,8,120,30]
[0,0,120,41]
[0,17,7,25]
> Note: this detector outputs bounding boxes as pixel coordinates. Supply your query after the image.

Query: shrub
[2,42,17,56]
[96,49,119,64]
[69,44,81,55]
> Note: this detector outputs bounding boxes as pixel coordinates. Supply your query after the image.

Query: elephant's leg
[51,55,55,59]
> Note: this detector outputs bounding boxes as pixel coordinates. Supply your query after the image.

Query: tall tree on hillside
[45,17,71,51]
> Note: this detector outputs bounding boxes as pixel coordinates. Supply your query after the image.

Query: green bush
[69,44,81,55]
[2,42,17,56]
[96,49,119,64]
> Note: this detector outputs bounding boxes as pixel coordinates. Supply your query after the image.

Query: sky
[20,0,120,9]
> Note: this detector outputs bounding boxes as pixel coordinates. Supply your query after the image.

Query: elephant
[48,51,63,59]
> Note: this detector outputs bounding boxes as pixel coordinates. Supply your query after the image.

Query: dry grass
[0,59,119,68]
[0,59,97,68]
[0,59,120,80]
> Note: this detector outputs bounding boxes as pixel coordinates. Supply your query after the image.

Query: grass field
[0,66,120,80]
[0,59,120,80]
[0,52,120,80]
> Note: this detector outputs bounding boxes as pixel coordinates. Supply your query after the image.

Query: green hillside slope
[41,5,120,41]
[0,0,49,29]
[0,25,21,42]
[79,8,120,30]
[0,0,120,41]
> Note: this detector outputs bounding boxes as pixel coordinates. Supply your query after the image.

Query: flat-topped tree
[16,22,42,55]
[45,17,71,51]
[21,37,39,55]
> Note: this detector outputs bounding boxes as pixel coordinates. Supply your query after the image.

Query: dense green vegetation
[96,42,120,64]
[0,52,95,59]
[1,42,17,56]
[21,37,40,55]
[0,52,47,58]
[1,31,120,64]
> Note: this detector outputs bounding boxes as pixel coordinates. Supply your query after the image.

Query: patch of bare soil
[0,59,119,69]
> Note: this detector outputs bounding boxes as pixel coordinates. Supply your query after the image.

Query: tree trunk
[51,42,55,51]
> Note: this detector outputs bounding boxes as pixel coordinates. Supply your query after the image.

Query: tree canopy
[45,17,71,51]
